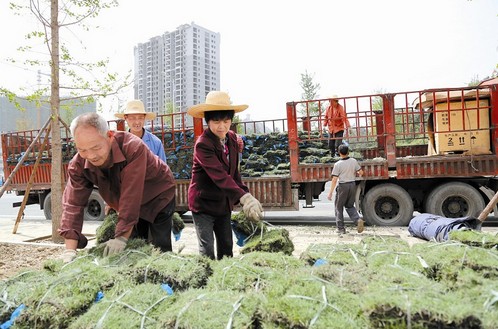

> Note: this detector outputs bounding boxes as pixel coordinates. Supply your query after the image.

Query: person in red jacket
[58,113,176,262]
[187,91,263,260]
[323,95,350,156]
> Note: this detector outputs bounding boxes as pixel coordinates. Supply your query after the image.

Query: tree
[298,70,321,117]
[2,0,129,242]
[372,88,386,112]
[467,74,481,87]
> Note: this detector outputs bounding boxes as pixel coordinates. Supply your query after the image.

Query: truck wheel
[43,192,53,220]
[84,190,105,221]
[43,190,105,221]
[425,182,484,218]
[361,184,413,226]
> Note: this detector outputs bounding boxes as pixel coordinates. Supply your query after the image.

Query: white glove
[240,193,263,222]
[103,236,128,256]
[60,249,77,263]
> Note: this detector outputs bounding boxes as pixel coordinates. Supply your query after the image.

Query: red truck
[2,78,497,225]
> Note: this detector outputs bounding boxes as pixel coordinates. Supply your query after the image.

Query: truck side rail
[1,123,73,191]
[286,84,498,181]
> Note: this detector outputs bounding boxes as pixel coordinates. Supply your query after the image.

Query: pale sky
[1,0,497,121]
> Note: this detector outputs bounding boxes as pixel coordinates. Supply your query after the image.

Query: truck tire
[43,192,52,220]
[425,182,484,218]
[43,190,105,221]
[361,183,413,226]
[84,190,106,221]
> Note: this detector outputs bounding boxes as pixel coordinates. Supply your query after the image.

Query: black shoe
[336,228,346,234]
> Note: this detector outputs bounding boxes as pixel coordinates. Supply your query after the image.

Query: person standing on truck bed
[58,112,176,263]
[323,95,350,156]
[115,99,167,163]
[187,91,263,260]
[327,144,364,234]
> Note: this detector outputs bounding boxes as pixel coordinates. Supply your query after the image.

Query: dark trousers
[328,130,344,155]
[133,199,174,252]
[334,182,360,229]
[192,212,233,260]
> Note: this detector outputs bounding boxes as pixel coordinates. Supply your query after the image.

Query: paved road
[0,183,340,224]
[2,182,496,246]
[3,181,498,225]
[0,191,46,220]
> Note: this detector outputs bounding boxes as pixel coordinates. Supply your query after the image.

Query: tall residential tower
[134,22,220,125]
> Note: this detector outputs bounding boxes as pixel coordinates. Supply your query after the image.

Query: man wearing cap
[115,100,167,163]
[58,112,176,262]
[187,91,263,260]
[323,95,350,156]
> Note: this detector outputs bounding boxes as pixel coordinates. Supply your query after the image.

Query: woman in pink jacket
[187,91,263,260]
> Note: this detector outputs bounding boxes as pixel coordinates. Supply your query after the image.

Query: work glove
[240,193,263,222]
[103,236,128,256]
[60,249,77,263]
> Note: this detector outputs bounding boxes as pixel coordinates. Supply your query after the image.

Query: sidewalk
[0,212,425,258]
[0,217,100,246]
[2,200,497,257]
[0,190,338,247]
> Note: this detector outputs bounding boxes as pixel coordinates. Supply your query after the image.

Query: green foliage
[155,288,261,328]
[3,232,498,327]
[262,277,368,329]
[172,212,185,234]
[69,282,176,329]
[5,0,128,103]
[231,211,267,238]
[449,229,498,249]
[241,228,295,255]
[14,262,121,328]
[230,213,294,256]
[128,253,212,290]
[299,70,321,117]
[207,252,305,292]
[95,212,118,244]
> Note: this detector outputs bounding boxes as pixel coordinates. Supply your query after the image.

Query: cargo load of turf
[164,130,336,179]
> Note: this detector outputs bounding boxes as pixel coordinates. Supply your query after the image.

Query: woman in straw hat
[187,91,263,260]
[115,99,167,163]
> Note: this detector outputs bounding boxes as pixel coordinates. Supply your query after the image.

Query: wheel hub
[443,197,468,218]
[375,196,399,219]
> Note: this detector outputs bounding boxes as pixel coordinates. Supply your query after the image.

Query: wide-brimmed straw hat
[329,94,339,100]
[187,91,248,118]
[115,100,156,120]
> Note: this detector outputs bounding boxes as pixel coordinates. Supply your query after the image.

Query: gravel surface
[0,243,64,280]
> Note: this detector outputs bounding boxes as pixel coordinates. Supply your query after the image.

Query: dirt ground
[0,243,64,280]
[0,224,424,280]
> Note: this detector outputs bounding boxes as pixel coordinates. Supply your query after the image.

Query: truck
[2,78,497,225]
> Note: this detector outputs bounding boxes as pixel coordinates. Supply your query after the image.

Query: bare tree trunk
[50,0,63,243]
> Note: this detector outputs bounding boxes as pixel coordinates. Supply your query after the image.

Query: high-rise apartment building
[134,22,220,125]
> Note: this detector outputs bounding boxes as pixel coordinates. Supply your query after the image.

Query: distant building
[0,97,96,133]
[134,22,221,126]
